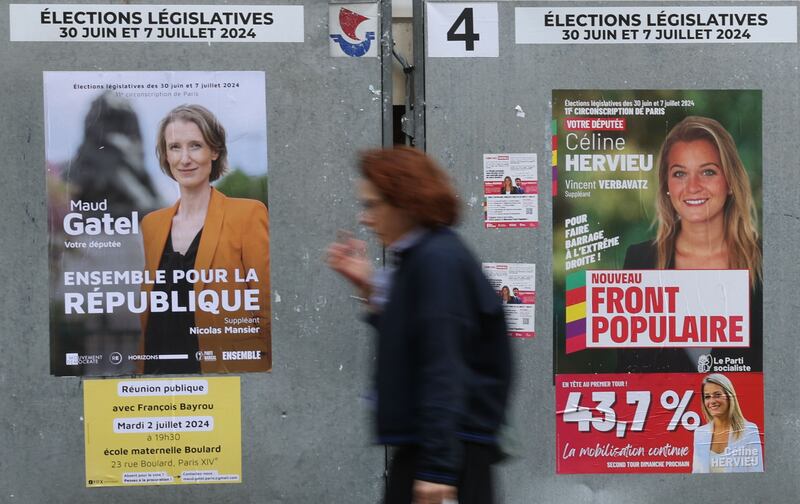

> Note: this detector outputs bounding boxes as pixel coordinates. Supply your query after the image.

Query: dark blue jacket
[368,227,512,485]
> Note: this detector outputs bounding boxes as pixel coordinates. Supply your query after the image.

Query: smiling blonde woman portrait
[692,373,763,473]
[139,104,270,374]
[621,116,762,373]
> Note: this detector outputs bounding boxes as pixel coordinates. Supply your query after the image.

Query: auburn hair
[359,146,459,228]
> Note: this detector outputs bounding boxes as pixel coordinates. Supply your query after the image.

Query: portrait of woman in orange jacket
[140,104,270,374]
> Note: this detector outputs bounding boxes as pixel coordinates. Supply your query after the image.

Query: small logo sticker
[65,353,102,365]
[697,354,712,373]
[329,4,379,57]
[195,350,218,362]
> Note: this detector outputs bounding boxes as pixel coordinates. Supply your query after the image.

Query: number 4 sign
[427,3,499,57]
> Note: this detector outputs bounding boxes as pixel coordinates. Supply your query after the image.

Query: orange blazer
[140,188,271,373]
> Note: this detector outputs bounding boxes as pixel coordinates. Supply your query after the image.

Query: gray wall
[424,1,799,503]
[0,1,385,502]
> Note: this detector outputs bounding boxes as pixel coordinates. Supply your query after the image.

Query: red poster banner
[556,373,764,474]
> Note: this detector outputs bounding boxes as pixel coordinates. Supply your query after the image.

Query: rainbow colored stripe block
[565,271,587,354]
[551,119,558,197]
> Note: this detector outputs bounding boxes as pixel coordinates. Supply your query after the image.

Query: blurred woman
[140,104,270,374]
[327,147,511,504]
[692,373,763,473]
[622,116,762,372]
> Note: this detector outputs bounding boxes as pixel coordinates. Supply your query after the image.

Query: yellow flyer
[84,377,241,487]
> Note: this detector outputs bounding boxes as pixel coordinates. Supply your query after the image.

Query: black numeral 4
[446,8,480,51]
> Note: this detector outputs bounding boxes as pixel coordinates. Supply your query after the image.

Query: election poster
[551,90,764,473]
[46,71,271,376]
[84,377,241,486]
[482,262,536,338]
[483,153,539,228]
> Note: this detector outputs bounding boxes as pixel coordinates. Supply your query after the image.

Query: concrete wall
[0,1,386,502]
[424,1,799,502]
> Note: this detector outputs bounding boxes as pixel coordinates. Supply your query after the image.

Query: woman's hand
[326,232,372,300]
[412,480,457,504]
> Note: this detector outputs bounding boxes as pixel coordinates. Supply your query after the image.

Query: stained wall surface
[423,1,799,503]
[0,1,386,502]
[1,1,799,503]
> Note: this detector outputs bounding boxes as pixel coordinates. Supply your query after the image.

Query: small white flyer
[482,263,536,338]
[483,153,538,228]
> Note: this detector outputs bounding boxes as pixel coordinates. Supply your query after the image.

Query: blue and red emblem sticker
[329,4,378,58]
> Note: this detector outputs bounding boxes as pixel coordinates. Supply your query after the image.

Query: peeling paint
[514,105,526,118]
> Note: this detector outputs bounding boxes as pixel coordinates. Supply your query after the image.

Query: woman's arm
[326,235,373,300]
[407,247,470,487]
